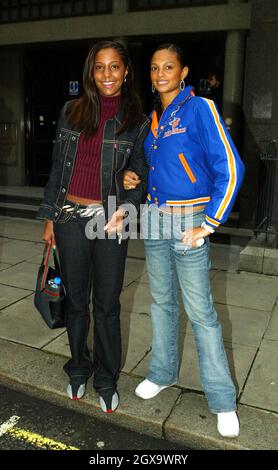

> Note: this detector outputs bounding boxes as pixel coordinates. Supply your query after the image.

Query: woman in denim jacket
[38,41,149,413]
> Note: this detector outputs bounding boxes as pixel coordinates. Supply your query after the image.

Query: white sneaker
[217,411,240,438]
[135,379,175,400]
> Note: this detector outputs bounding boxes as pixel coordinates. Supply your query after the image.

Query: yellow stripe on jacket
[203,99,237,220]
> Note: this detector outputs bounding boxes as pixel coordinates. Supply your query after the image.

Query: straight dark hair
[66,40,143,137]
[152,43,187,120]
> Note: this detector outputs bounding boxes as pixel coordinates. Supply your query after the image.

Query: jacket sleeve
[119,117,150,211]
[194,97,245,229]
[36,104,66,221]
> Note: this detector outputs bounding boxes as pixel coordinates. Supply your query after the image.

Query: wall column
[222,29,246,149]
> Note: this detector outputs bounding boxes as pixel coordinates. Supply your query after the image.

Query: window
[129,0,227,11]
[0,0,113,24]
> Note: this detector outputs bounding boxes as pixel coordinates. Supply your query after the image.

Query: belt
[62,201,104,218]
[148,204,205,215]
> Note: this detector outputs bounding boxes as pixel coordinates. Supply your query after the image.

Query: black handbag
[34,243,66,329]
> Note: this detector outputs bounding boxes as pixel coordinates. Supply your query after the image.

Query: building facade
[0,0,277,233]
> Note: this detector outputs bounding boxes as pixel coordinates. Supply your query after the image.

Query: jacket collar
[168,85,195,109]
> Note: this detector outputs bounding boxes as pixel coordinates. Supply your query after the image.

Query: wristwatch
[201,221,215,233]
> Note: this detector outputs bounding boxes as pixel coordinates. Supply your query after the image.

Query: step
[0,201,39,219]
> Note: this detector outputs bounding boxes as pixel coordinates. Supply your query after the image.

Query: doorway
[25,46,88,186]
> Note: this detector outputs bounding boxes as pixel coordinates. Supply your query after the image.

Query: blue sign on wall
[69,81,79,96]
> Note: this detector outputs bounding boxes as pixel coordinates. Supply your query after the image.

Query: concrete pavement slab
[0,237,13,245]
[133,334,257,395]
[239,246,264,273]
[25,253,42,265]
[0,339,181,440]
[42,311,153,375]
[0,284,32,309]
[0,263,12,272]
[240,338,278,412]
[111,374,181,438]
[265,305,278,341]
[178,338,257,395]
[0,261,38,290]
[165,392,278,450]
[0,217,43,242]
[121,311,152,373]
[127,239,145,259]
[211,271,278,311]
[185,303,271,347]
[121,281,185,316]
[42,331,70,357]
[0,295,64,348]
[123,258,146,287]
[209,243,241,271]
[263,248,278,276]
[1,215,278,449]
[120,282,152,315]
[0,239,42,265]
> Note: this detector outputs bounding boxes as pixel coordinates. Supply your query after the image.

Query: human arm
[118,117,150,210]
[194,97,245,230]
[42,220,56,247]
[36,103,68,221]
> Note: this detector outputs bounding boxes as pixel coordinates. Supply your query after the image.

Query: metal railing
[255,139,278,241]
[129,0,227,12]
[0,0,112,24]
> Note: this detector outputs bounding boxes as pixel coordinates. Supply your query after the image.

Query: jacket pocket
[114,142,134,173]
[178,153,196,183]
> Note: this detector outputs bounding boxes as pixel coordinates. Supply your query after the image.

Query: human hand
[182,226,210,248]
[42,220,56,247]
[104,209,125,237]
[123,170,141,190]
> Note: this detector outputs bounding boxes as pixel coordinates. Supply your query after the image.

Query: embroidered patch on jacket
[163,118,187,138]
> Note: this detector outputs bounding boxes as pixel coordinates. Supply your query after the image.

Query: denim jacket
[37,101,150,222]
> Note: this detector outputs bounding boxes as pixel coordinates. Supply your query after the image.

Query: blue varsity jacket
[144,86,245,229]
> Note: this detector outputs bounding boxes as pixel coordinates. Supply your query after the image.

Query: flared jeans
[141,205,236,413]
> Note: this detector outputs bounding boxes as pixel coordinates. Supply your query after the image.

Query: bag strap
[40,243,52,290]
[40,242,61,290]
[52,246,61,272]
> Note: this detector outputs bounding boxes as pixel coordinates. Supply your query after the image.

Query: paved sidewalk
[0,216,278,450]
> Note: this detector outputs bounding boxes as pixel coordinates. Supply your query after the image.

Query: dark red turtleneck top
[68,94,121,200]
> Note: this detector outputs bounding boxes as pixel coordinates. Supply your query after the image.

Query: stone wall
[240,0,278,234]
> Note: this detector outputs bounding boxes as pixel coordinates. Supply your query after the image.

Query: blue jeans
[142,205,236,413]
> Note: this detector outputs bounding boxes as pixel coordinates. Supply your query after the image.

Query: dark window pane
[0,0,121,23]
[11,7,19,20]
[29,5,40,19]
[129,0,227,10]
[52,3,62,16]
[0,9,9,22]
[85,0,96,13]
[73,1,83,15]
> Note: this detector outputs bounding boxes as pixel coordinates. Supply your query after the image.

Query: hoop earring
[152,84,156,93]
[180,79,185,91]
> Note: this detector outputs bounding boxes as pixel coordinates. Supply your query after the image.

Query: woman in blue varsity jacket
[123,44,245,438]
